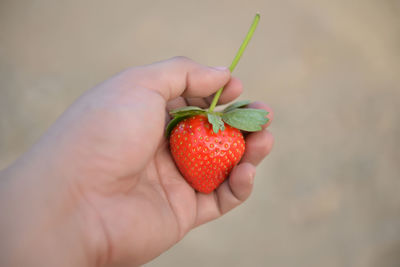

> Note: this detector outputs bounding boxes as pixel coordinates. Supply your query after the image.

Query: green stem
[208,13,260,112]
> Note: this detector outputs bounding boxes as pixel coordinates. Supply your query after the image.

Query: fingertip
[180,63,231,98]
[205,76,243,105]
[219,77,244,104]
[228,162,256,202]
[208,65,231,80]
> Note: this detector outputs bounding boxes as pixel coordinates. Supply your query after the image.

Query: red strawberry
[166,101,268,194]
[170,115,245,193]
[166,14,268,193]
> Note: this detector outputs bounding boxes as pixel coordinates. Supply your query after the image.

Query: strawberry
[170,115,245,193]
[166,14,269,193]
[167,100,268,193]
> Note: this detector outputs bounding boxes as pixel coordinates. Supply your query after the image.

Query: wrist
[0,160,102,267]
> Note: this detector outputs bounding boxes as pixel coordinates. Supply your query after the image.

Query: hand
[0,57,274,266]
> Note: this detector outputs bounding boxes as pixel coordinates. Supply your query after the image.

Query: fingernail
[212,66,229,71]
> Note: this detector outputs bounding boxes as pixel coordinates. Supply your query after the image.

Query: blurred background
[1,0,400,266]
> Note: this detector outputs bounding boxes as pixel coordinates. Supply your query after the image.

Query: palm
[92,143,197,266]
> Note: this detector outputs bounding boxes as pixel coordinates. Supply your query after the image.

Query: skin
[0,57,274,267]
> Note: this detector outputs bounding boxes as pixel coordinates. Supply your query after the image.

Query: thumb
[126,56,231,101]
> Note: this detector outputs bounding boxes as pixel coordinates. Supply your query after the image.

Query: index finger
[127,57,231,101]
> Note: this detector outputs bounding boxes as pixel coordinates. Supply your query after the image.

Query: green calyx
[166,14,267,137]
[165,102,269,137]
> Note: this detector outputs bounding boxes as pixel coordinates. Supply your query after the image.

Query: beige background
[1,0,400,266]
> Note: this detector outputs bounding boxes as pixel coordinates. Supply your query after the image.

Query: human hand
[0,57,273,266]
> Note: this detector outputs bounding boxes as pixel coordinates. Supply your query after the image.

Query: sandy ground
[1,0,400,266]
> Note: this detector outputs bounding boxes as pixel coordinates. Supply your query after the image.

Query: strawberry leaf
[169,106,206,118]
[166,115,190,137]
[207,113,225,133]
[222,108,269,132]
[170,106,204,114]
[223,100,251,113]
